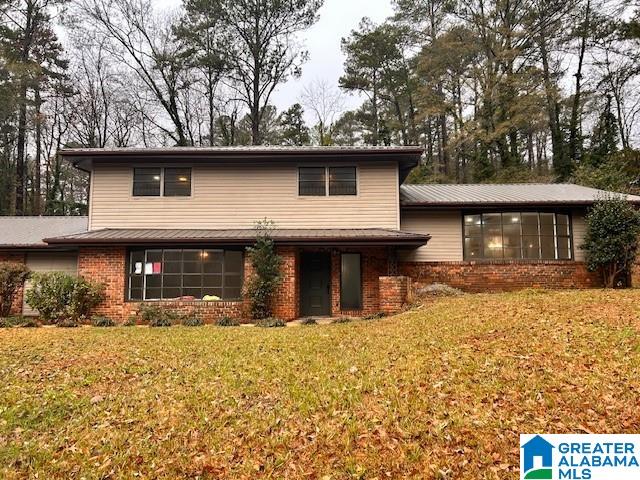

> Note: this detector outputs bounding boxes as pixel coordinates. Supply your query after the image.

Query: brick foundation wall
[379,276,410,315]
[0,252,26,315]
[399,260,603,292]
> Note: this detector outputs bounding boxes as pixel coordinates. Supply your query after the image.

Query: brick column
[379,276,410,315]
[271,246,298,320]
[0,252,27,316]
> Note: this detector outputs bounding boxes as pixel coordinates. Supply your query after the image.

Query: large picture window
[127,248,243,301]
[463,212,572,260]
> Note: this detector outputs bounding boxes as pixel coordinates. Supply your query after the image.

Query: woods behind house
[1,0,640,215]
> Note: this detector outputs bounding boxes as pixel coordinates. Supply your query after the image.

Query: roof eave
[43,235,431,247]
[401,200,640,209]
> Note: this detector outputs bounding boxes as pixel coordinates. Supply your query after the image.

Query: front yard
[1,289,639,479]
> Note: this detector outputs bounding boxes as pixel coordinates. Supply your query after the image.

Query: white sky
[155,0,395,121]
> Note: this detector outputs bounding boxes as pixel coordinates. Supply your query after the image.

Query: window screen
[340,253,362,310]
[329,167,357,195]
[463,212,572,260]
[299,167,326,196]
[164,168,191,196]
[133,168,161,196]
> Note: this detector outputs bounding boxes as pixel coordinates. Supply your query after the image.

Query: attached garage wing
[23,252,78,316]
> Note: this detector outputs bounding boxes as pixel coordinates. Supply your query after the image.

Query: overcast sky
[269,0,394,115]
[157,0,395,122]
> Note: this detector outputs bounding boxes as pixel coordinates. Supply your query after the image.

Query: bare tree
[301,78,345,145]
[75,0,194,145]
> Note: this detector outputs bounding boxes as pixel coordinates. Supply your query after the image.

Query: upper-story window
[133,167,191,197]
[299,166,357,196]
[463,211,572,261]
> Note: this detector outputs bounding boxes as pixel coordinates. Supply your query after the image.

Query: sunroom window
[128,248,243,301]
[463,212,572,260]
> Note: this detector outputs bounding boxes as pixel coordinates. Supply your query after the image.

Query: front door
[300,252,331,317]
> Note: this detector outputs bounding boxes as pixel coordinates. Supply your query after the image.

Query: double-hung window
[133,167,191,197]
[299,166,357,196]
[128,248,243,301]
[463,211,572,260]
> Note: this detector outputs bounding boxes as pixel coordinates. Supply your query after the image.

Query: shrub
[216,316,240,327]
[332,316,353,324]
[124,315,138,327]
[299,317,317,325]
[255,317,286,328]
[0,316,31,328]
[25,272,104,325]
[181,315,203,327]
[58,319,79,328]
[0,262,30,317]
[92,316,115,327]
[582,196,640,287]
[244,220,283,320]
[20,317,40,328]
[362,312,386,321]
[137,304,178,327]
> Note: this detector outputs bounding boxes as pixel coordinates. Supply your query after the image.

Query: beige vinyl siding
[571,208,588,261]
[23,252,78,316]
[399,210,463,262]
[399,208,589,263]
[89,162,399,230]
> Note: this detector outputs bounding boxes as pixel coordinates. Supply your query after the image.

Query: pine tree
[588,94,619,167]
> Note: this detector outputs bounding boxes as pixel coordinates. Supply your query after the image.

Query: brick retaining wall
[399,260,603,292]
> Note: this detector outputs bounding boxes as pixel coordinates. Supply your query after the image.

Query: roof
[0,216,88,248]
[400,183,640,207]
[60,145,425,156]
[44,228,430,246]
[60,145,424,183]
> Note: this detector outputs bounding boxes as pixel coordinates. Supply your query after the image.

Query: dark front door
[300,252,331,317]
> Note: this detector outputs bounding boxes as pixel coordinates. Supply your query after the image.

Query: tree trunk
[539,30,566,176]
[34,87,42,215]
[15,81,27,216]
[568,0,591,170]
[371,73,379,146]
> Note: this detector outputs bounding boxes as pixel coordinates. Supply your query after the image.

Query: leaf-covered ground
[1,289,639,479]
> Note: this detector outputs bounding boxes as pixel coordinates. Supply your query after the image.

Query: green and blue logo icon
[521,435,554,479]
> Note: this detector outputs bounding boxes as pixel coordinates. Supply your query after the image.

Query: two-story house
[2,146,639,322]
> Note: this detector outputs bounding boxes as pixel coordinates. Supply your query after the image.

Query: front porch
[271,246,410,320]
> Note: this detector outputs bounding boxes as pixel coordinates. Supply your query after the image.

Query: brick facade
[271,246,299,320]
[399,260,603,292]
[0,252,26,316]
[73,245,397,323]
[3,247,613,321]
[78,247,247,324]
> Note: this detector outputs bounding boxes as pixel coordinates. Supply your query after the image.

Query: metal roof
[61,145,424,183]
[400,183,640,207]
[44,228,430,246]
[0,216,88,248]
[60,145,425,156]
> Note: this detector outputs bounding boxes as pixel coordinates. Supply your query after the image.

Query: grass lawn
[1,289,639,479]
